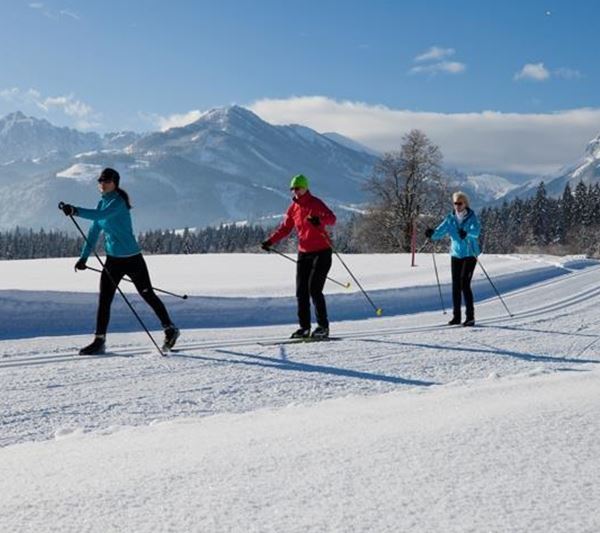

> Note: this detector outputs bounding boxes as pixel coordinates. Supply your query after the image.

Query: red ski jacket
[267,191,336,253]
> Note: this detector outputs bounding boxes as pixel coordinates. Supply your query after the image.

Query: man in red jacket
[262,174,337,339]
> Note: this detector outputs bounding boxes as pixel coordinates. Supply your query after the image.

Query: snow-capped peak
[0,111,101,164]
[0,111,38,134]
[184,105,267,132]
[464,173,518,200]
[2,110,27,123]
[584,135,600,159]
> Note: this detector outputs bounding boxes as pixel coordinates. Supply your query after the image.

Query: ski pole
[84,265,188,300]
[429,240,447,314]
[415,239,431,255]
[59,202,165,356]
[476,256,513,317]
[466,239,513,317]
[320,232,383,316]
[266,246,351,289]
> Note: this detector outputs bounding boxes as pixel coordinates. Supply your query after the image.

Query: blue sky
[1,0,599,174]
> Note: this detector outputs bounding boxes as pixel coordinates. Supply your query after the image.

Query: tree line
[479,181,600,256]
[0,224,274,259]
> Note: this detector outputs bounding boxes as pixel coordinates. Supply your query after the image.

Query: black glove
[261,240,272,251]
[424,228,434,239]
[307,215,320,227]
[458,229,467,239]
[60,203,77,216]
[74,258,87,271]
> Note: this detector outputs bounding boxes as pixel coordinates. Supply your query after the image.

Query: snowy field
[1,253,600,532]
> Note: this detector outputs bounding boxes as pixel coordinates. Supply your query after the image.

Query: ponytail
[116,187,132,209]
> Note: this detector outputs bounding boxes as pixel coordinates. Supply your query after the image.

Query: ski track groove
[9,268,599,362]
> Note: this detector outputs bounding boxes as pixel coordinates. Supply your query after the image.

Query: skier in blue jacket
[425,191,481,326]
[60,168,179,354]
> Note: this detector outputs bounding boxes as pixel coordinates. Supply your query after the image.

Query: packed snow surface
[1,253,599,532]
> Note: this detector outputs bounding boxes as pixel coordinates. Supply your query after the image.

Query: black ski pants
[296,248,332,330]
[95,254,173,335]
[451,256,477,321]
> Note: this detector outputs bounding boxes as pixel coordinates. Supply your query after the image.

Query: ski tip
[376,308,383,316]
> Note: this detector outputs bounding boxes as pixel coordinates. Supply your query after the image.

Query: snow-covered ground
[0,253,592,339]
[1,253,599,532]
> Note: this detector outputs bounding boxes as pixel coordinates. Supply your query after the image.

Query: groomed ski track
[3,261,600,361]
[2,261,600,448]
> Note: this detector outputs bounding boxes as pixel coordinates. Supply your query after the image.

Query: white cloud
[514,63,550,81]
[59,9,80,20]
[28,3,80,21]
[411,46,465,76]
[410,61,466,75]
[0,87,21,100]
[414,46,455,62]
[248,96,600,175]
[0,87,40,106]
[0,87,99,129]
[152,110,204,131]
[515,63,582,82]
[38,95,93,119]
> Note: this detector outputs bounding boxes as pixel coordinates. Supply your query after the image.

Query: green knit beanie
[289,174,309,190]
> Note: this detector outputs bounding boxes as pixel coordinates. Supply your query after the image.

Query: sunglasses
[453,201,464,205]
[290,186,303,191]
[97,178,114,183]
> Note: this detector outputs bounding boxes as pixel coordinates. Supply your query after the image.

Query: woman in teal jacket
[60,168,179,354]
[425,191,480,326]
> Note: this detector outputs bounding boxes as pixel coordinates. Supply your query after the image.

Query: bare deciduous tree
[357,129,448,252]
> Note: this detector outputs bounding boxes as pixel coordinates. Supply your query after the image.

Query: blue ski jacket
[431,208,481,258]
[75,191,141,259]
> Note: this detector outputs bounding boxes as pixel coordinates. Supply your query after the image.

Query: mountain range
[0,107,377,231]
[0,106,598,231]
[500,134,600,202]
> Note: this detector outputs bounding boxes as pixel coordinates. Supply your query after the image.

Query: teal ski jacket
[75,191,141,259]
[431,208,481,258]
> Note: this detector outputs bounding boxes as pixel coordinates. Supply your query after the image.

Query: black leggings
[451,256,477,321]
[296,249,333,330]
[95,254,173,335]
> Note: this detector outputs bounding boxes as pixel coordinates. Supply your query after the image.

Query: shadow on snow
[173,348,437,387]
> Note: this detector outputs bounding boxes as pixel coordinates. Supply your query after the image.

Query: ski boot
[462,319,475,327]
[311,326,329,340]
[79,335,106,355]
[290,328,310,339]
[162,325,180,351]
[447,317,461,326]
